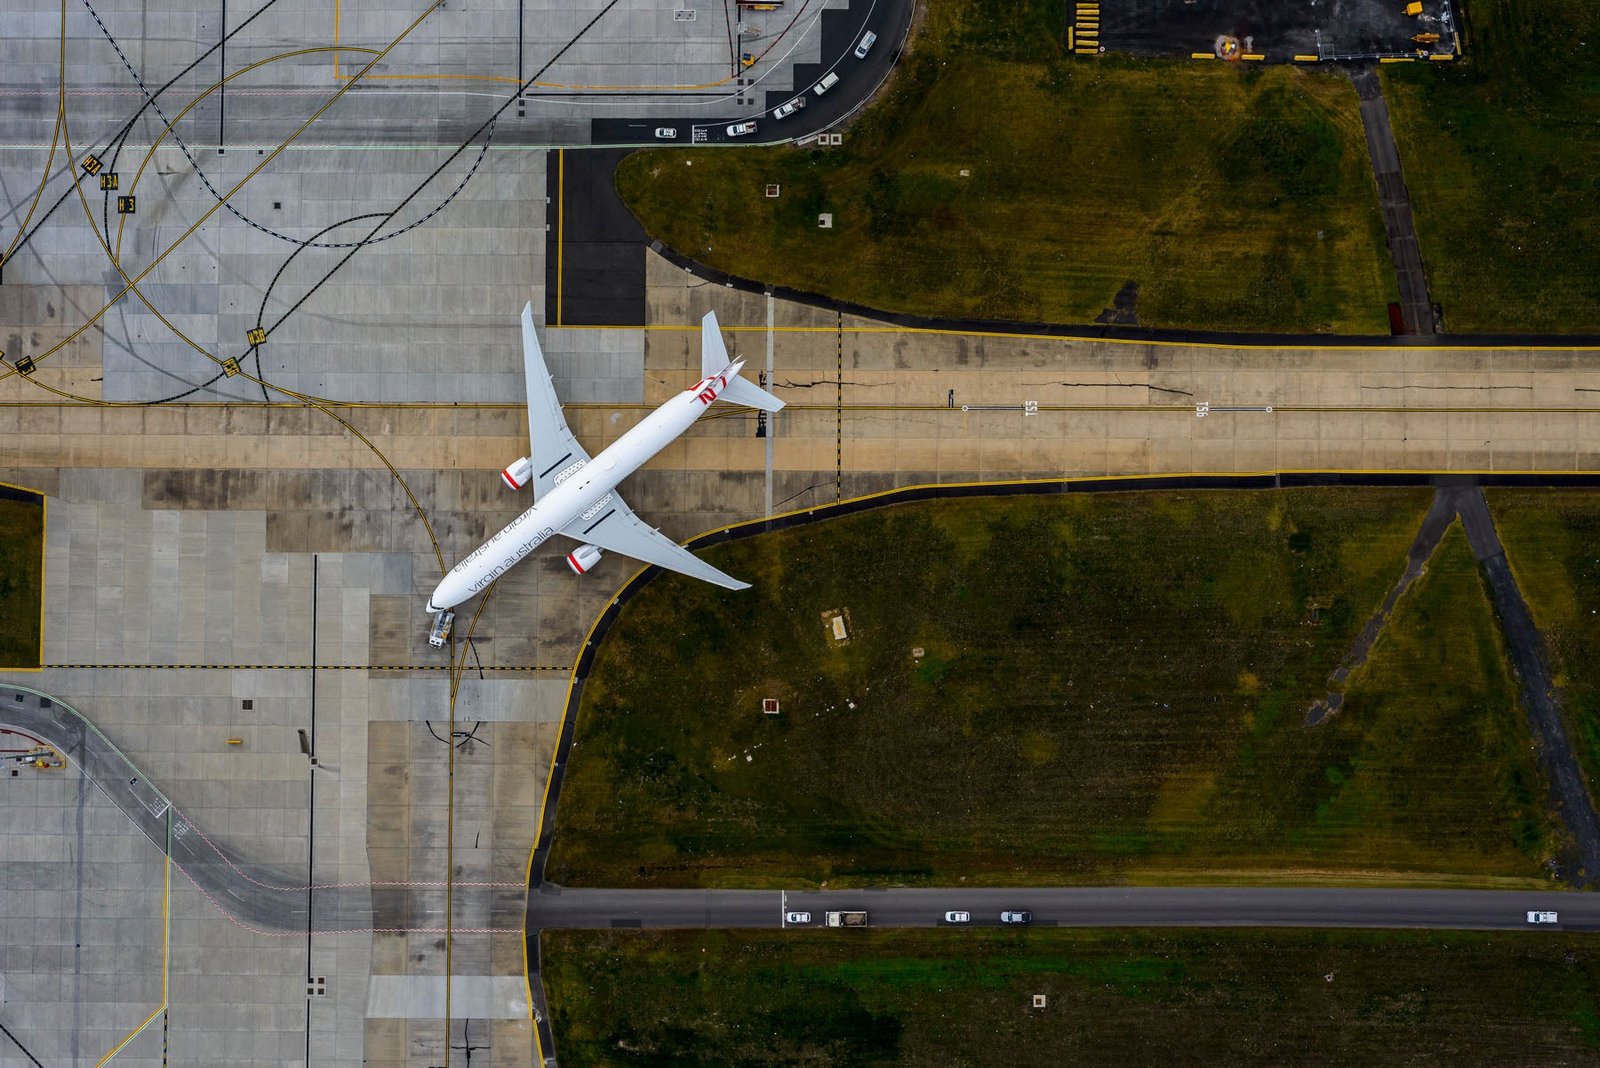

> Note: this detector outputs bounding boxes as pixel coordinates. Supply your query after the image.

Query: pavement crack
[777,378,872,389]
[1052,380,1195,398]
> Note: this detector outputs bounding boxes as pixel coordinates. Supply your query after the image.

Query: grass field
[1381,0,1600,332]
[1488,491,1600,801]
[616,0,1394,332]
[545,490,1567,888]
[0,491,45,669]
[543,927,1600,1066]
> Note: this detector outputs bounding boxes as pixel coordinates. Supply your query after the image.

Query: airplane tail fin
[701,311,784,412]
[700,311,731,377]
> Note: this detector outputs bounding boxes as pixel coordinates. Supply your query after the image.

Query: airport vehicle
[854,30,877,58]
[826,911,868,927]
[726,120,758,137]
[773,97,807,120]
[1527,911,1559,924]
[654,127,677,139]
[785,911,812,924]
[1000,910,1032,924]
[427,610,455,648]
[944,911,971,924]
[426,305,784,622]
[814,71,840,94]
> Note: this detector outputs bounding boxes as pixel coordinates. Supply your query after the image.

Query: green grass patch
[544,927,1600,1066]
[1488,490,1600,802]
[616,0,1393,333]
[1380,0,1600,331]
[0,489,45,669]
[546,490,1565,888]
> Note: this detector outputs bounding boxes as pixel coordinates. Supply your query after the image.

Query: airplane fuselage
[427,366,736,612]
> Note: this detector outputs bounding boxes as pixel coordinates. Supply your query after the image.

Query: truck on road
[825,911,868,927]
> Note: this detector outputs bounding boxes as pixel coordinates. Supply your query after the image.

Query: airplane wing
[560,495,751,591]
[520,302,591,497]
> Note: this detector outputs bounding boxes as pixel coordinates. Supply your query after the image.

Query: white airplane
[425,303,782,635]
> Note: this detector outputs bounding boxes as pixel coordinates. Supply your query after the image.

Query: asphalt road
[529,885,1598,931]
[588,0,915,146]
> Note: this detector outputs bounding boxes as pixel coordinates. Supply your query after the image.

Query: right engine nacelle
[501,456,534,491]
[566,544,603,576]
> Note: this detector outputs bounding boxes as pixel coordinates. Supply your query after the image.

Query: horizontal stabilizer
[719,375,785,412]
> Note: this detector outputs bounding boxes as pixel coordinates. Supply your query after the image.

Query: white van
[814,71,840,94]
[854,30,877,59]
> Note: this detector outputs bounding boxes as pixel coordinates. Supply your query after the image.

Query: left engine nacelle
[501,456,534,491]
[566,544,603,575]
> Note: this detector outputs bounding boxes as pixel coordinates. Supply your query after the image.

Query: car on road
[814,71,840,94]
[944,911,971,923]
[654,127,677,139]
[1000,910,1032,924]
[1527,910,1559,924]
[773,98,806,120]
[854,30,878,58]
[785,911,811,924]
[726,120,758,137]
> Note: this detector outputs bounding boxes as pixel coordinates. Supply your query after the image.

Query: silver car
[854,30,877,58]
[785,911,811,924]
[654,127,678,139]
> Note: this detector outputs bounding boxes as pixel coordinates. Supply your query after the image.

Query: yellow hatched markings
[1073,3,1100,56]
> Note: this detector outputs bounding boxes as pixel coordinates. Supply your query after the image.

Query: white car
[1527,910,1559,924]
[726,121,758,137]
[814,72,840,94]
[854,30,877,59]
[943,911,971,923]
[654,127,677,139]
[427,610,454,648]
[773,98,806,120]
[785,911,811,924]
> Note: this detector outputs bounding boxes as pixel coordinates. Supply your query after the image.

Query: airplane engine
[566,544,603,575]
[501,456,534,491]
